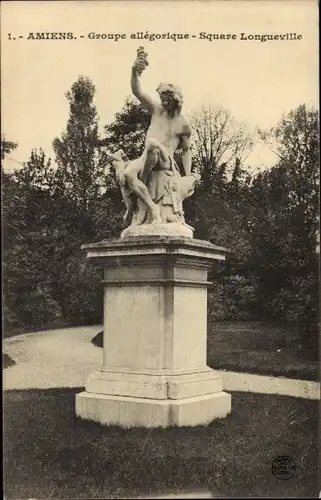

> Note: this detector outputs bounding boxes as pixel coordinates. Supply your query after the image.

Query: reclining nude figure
[120,46,193,224]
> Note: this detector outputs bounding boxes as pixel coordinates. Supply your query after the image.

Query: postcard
[2,1,319,498]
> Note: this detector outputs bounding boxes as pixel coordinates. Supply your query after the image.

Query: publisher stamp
[272,456,297,480]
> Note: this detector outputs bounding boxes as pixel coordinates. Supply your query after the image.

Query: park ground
[207,321,318,381]
[3,388,318,499]
[3,321,320,498]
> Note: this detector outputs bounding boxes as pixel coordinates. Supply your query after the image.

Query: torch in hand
[134,46,149,76]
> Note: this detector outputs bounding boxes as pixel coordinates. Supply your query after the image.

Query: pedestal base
[77,236,232,428]
[85,367,224,399]
[75,391,231,428]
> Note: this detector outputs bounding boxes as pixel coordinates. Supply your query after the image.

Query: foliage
[53,76,109,237]
[190,103,253,183]
[1,136,18,160]
[12,148,56,193]
[208,275,257,322]
[185,104,254,253]
[103,97,151,160]
[249,105,319,348]
[2,170,65,333]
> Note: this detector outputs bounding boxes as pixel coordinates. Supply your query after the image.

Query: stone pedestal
[76,236,231,427]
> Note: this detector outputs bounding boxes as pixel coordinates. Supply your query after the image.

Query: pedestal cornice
[81,236,229,265]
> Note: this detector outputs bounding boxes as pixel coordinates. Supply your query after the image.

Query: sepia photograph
[1,0,319,498]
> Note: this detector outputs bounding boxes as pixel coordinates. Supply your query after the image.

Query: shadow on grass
[3,387,318,499]
[3,353,16,369]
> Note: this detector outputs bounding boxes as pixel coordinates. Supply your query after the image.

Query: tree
[102,97,150,160]
[2,137,22,332]
[258,104,319,248]
[2,147,65,334]
[185,103,254,245]
[178,103,255,320]
[250,105,319,349]
[51,76,118,323]
[1,136,18,160]
[53,76,107,238]
[13,148,56,194]
[190,103,253,187]
[1,136,20,239]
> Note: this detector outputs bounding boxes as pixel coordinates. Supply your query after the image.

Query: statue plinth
[75,236,232,428]
[121,222,194,238]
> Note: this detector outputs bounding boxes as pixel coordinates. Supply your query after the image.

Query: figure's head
[156,83,183,116]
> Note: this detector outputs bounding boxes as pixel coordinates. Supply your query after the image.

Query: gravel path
[3,326,103,390]
[3,326,320,400]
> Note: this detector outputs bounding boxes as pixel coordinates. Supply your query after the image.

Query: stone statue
[106,46,200,238]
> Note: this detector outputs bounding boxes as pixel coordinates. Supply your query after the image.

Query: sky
[1,0,319,173]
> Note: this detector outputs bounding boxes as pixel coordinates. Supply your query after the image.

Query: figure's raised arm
[131,47,156,113]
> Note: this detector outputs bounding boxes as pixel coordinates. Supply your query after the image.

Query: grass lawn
[92,321,319,381]
[207,321,319,381]
[3,388,318,499]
